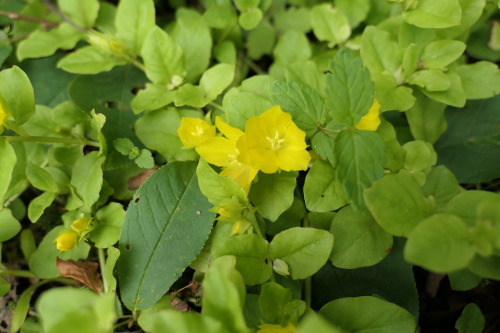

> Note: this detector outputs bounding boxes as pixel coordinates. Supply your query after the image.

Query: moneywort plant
[0,0,500,332]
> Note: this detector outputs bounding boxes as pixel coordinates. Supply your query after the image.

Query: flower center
[193,125,205,137]
[266,131,285,151]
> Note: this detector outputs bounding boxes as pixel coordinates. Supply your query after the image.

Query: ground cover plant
[1,0,500,332]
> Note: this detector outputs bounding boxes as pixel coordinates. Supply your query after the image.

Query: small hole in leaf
[134,197,140,203]
[320,194,325,198]
[125,244,131,250]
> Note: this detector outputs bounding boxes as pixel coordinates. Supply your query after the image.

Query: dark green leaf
[455,303,485,333]
[118,162,215,310]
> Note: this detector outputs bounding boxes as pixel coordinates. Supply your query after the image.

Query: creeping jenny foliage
[0,0,499,332]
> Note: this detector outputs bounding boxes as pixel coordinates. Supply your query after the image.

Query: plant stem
[4,135,100,147]
[40,0,87,32]
[98,248,109,293]
[0,269,37,278]
[247,211,263,238]
[0,10,58,29]
[242,56,265,75]
[208,102,226,112]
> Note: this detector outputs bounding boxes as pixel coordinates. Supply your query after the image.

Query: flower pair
[55,218,92,252]
[177,106,311,192]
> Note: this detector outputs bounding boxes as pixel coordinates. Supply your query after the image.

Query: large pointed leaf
[118,162,215,310]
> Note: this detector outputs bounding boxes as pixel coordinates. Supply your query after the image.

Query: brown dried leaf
[169,298,190,312]
[56,258,102,294]
[128,169,156,190]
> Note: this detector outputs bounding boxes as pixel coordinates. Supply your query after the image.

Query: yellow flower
[71,218,92,233]
[196,116,258,193]
[55,230,78,252]
[356,99,381,131]
[257,323,296,333]
[236,106,310,174]
[177,117,216,148]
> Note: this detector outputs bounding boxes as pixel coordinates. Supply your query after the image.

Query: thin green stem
[303,212,311,306]
[0,269,37,278]
[209,102,226,112]
[98,248,109,293]
[41,0,87,32]
[247,211,263,238]
[243,56,265,75]
[130,59,146,72]
[319,126,344,134]
[4,135,100,147]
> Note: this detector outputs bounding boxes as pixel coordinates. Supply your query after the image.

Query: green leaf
[336,0,370,28]
[247,23,276,59]
[26,162,58,193]
[29,226,90,279]
[58,0,100,28]
[174,83,208,108]
[0,277,9,297]
[405,214,475,272]
[113,138,135,156]
[409,69,451,91]
[134,107,198,161]
[419,71,466,107]
[249,172,297,222]
[456,303,485,333]
[421,40,466,69]
[170,9,212,82]
[364,172,435,236]
[115,0,155,55]
[135,149,154,169]
[467,255,500,280]
[334,130,385,210]
[20,229,36,261]
[320,296,416,332]
[269,227,334,279]
[234,0,260,11]
[372,72,416,111]
[258,282,292,323]
[310,4,351,48]
[454,62,500,99]
[446,191,496,226]
[435,0,486,40]
[0,208,21,242]
[69,65,147,169]
[327,49,374,125]
[448,269,483,291]
[435,96,500,183]
[213,234,271,285]
[312,238,419,317]
[103,247,120,292]
[271,80,327,136]
[203,4,237,29]
[274,7,311,33]
[10,279,53,332]
[196,159,246,207]
[57,45,126,74]
[405,91,447,144]
[70,152,104,213]
[202,256,249,333]
[403,0,462,28]
[200,64,235,101]
[150,311,229,333]
[141,26,185,85]
[36,288,116,333]
[422,165,462,213]
[330,206,392,269]
[303,159,346,212]
[16,24,83,61]
[0,66,35,125]
[0,137,16,203]
[118,162,215,310]
[27,192,57,223]
[89,202,125,248]
[273,30,311,66]
[131,83,174,114]
[239,8,263,30]
[360,26,401,75]
[223,90,274,130]
[297,313,344,333]
[402,140,437,172]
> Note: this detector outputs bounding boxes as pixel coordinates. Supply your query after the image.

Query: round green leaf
[330,206,392,269]
[405,213,475,272]
[270,227,334,279]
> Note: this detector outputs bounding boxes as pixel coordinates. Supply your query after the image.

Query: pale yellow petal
[55,230,78,252]
[221,163,258,193]
[177,117,216,147]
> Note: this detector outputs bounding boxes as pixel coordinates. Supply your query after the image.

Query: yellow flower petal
[196,137,237,167]
[220,163,258,193]
[257,323,296,333]
[277,149,311,171]
[356,99,381,131]
[71,218,92,233]
[55,230,78,252]
[177,117,216,148]
[215,116,244,141]
[0,99,7,128]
